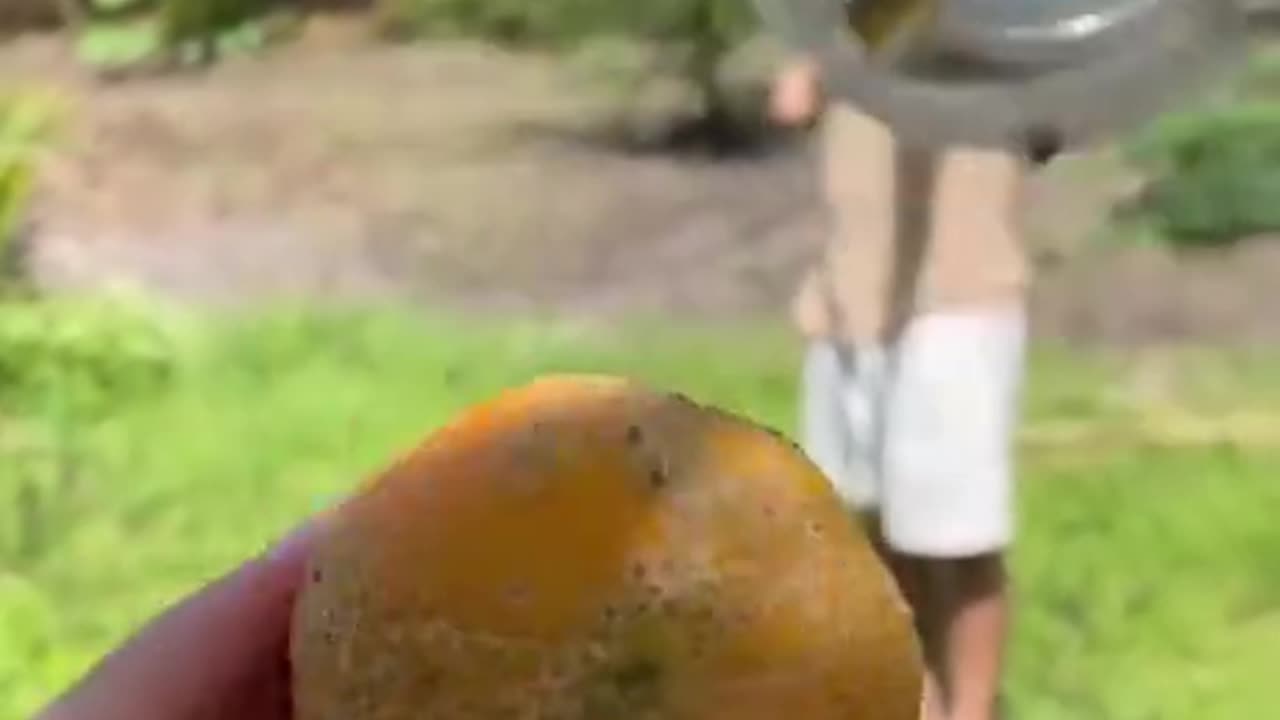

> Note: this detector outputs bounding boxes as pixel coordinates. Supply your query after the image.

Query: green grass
[2,301,1279,718]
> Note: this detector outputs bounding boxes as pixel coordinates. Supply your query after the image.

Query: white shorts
[800,304,1027,558]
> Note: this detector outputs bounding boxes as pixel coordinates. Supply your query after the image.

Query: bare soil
[5,17,1278,346]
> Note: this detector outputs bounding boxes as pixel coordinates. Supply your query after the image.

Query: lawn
[2,298,1278,719]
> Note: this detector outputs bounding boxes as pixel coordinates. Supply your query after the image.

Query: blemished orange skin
[291,374,924,719]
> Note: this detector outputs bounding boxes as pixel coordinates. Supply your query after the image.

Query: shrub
[375,0,774,153]
[0,92,60,295]
[156,0,292,66]
[374,0,578,44]
[1125,102,1280,247]
[609,0,772,152]
[0,293,191,418]
[0,97,186,420]
[69,0,301,75]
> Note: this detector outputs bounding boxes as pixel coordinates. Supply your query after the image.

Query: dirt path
[8,21,1279,345]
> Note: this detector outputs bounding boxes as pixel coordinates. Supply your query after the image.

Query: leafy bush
[0,572,68,719]
[70,0,300,75]
[0,291,193,717]
[376,0,774,152]
[156,0,295,66]
[374,0,577,44]
[1126,102,1280,246]
[0,293,191,418]
[378,0,758,50]
[0,92,60,295]
[1,101,178,425]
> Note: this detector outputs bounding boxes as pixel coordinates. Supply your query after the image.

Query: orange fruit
[291,374,923,719]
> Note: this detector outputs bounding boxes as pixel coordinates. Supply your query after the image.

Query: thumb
[37,520,321,720]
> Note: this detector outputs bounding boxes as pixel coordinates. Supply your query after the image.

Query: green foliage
[156,0,276,65]
[374,0,770,150]
[1125,102,1280,247]
[0,573,69,717]
[71,0,299,73]
[1230,45,1280,100]
[89,0,153,13]
[375,0,760,68]
[1,302,1278,718]
[374,0,571,44]
[0,92,60,295]
[0,293,191,418]
[1009,446,1280,718]
[0,293,193,718]
[374,0,755,47]
[74,17,165,70]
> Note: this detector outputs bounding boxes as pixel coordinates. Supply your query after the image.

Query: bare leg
[935,553,1009,720]
[863,514,1008,720]
[863,516,947,720]
[902,553,1009,720]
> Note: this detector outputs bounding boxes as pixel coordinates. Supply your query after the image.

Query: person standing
[771,55,1033,720]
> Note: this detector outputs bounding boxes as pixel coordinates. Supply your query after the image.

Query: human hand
[769,57,825,129]
[36,519,321,720]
